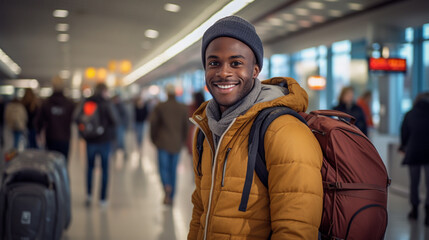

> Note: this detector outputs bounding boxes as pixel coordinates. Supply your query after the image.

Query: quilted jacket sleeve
[188,131,204,240]
[264,115,323,240]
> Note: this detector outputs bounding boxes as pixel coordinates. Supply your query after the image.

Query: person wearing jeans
[76,83,118,207]
[149,84,189,205]
[86,142,111,203]
[157,149,180,200]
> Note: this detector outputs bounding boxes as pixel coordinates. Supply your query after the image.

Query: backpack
[76,100,105,140]
[196,107,390,240]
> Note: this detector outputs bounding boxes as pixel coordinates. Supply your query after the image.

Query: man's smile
[213,82,240,91]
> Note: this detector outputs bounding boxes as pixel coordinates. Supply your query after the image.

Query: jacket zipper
[221,148,232,187]
[203,118,236,240]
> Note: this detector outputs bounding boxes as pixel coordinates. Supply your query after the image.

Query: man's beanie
[201,15,263,70]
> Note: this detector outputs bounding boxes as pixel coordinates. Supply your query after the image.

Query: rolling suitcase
[14,150,72,229]
[0,150,71,240]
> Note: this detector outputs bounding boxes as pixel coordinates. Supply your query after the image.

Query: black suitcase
[14,150,72,229]
[0,150,71,240]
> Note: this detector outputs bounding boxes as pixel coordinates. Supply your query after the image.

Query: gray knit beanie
[201,16,263,70]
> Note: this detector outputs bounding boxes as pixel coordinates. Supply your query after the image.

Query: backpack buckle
[326,182,342,190]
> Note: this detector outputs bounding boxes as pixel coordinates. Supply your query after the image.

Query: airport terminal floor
[4,127,428,240]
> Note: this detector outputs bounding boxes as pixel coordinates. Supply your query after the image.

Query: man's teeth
[217,84,235,89]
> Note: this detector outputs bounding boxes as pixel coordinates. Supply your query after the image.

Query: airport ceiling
[0,0,398,87]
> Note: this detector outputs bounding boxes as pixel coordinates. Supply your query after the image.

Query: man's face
[205,37,260,113]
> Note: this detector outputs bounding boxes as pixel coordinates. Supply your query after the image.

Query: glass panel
[318,45,327,57]
[423,23,429,40]
[270,54,289,77]
[423,41,429,91]
[332,53,351,106]
[399,43,413,115]
[405,27,414,42]
[301,47,317,59]
[332,40,351,54]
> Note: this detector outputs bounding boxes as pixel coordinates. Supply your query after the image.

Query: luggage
[196,107,390,240]
[0,150,71,240]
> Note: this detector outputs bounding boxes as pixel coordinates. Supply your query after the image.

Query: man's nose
[216,64,233,79]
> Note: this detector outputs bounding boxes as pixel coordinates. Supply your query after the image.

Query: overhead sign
[369,58,407,72]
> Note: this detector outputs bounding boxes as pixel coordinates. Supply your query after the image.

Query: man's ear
[252,64,260,79]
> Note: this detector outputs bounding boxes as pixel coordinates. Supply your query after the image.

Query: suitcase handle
[310,110,356,125]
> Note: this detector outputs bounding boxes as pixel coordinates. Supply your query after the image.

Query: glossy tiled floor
[21,127,424,240]
[62,128,193,240]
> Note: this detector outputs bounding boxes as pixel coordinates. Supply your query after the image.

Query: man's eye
[208,61,219,66]
[231,61,242,67]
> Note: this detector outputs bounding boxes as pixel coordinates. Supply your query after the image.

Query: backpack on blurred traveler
[196,107,390,240]
[76,100,105,140]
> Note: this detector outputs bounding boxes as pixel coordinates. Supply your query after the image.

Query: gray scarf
[206,79,262,147]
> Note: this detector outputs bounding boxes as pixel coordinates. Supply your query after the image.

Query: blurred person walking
[334,86,368,135]
[21,88,40,148]
[356,90,374,128]
[112,95,129,159]
[149,84,188,205]
[76,83,118,207]
[35,76,75,162]
[399,92,429,225]
[186,92,205,155]
[134,97,149,153]
[4,97,27,149]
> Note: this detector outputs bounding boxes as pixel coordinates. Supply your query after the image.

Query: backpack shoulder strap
[196,129,205,176]
[239,106,306,212]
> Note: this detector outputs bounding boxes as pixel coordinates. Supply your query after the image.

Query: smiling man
[188,16,323,239]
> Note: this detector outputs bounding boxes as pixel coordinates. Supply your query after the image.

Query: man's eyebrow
[207,55,218,59]
[229,55,245,59]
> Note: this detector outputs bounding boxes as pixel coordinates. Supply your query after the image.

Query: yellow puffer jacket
[188,77,323,240]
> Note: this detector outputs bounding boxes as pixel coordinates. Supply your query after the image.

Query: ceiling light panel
[56,23,69,32]
[281,13,295,21]
[0,48,22,75]
[295,8,310,16]
[268,17,283,26]
[311,15,325,23]
[299,20,312,28]
[53,9,68,18]
[145,29,159,39]
[164,3,181,13]
[307,2,325,9]
[57,33,69,42]
[348,3,363,10]
[329,9,342,17]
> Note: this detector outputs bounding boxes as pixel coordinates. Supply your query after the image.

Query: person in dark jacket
[78,83,119,207]
[134,97,149,152]
[399,92,429,225]
[36,76,75,162]
[333,86,368,135]
[149,84,188,205]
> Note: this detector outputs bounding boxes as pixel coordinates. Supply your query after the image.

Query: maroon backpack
[196,107,390,239]
[299,110,390,240]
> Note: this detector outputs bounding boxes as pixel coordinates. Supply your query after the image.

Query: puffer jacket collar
[191,77,308,149]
